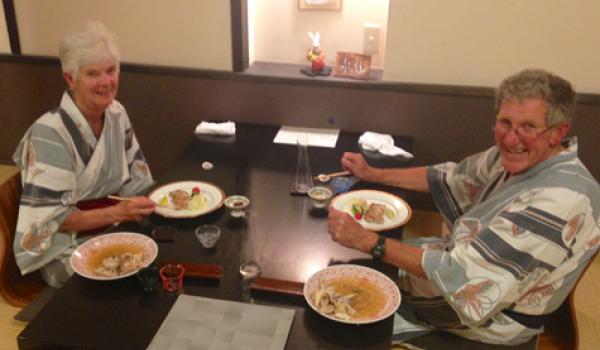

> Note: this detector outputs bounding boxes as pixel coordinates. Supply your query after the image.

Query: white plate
[330,190,412,231]
[304,264,401,324]
[70,232,158,281]
[149,181,225,218]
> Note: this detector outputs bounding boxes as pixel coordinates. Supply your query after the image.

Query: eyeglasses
[492,118,558,141]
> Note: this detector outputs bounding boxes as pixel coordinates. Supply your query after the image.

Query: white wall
[251,0,389,68]
[384,0,600,94]
[0,5,10,53]
[13,0,232,70]
[6,0,600,94]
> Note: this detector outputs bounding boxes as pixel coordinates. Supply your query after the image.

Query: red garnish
[354,212,362,220]
[192,187,200,194]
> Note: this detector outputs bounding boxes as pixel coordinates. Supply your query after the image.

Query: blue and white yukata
[13,92,154,287]
[394,138,600,345]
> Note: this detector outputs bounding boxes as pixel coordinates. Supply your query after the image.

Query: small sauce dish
[308,186,333,208]
[224,195,250,218]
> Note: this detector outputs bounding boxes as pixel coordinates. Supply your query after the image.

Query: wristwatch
[371,236,386,260]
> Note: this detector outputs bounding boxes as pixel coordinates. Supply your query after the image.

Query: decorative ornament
[300,32,331,77]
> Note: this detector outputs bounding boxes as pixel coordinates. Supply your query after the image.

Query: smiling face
[64,59,119,120]
[495,98,570,175]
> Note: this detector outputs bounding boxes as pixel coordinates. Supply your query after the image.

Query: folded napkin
[195,121,236,136]
[359,131,413,158]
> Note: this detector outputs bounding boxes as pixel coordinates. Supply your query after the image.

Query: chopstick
[107,195,133,202]
[313,170,351,180]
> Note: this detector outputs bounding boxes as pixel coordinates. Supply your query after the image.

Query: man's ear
[551,122,571,145]
[63,72,75,90]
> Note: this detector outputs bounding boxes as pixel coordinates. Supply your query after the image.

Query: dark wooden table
[17,123,415,350]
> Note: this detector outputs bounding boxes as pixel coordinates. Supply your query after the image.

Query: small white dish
[224,195,250,218]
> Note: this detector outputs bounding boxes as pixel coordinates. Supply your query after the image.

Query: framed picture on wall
[299,0,342,11]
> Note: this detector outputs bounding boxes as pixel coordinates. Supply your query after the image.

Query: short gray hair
[59,21,121,81]
[495,69,576,125]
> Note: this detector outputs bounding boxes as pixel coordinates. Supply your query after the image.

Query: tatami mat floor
[0,164,598,349]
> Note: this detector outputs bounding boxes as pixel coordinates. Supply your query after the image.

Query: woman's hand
[341,152,377,182]
[115,196,156,222]
[327,207,378,253]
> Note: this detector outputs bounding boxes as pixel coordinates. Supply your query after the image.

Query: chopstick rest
[251,277,304,296]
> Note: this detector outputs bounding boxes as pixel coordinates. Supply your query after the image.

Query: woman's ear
[63,72,75,90]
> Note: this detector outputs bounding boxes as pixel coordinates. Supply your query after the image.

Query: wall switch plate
[363,23,381,55]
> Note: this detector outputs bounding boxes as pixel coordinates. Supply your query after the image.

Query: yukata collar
[60,91,102,146]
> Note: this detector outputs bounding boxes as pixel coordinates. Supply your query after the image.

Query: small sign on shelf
[334,52,371,80]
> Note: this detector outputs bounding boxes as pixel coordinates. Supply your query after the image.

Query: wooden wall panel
[2,58,599,184]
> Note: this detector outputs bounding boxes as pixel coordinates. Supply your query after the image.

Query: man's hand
[341,152,377,182]
[327,207,377,253]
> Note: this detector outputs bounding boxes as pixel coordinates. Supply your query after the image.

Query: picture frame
[299,0,342,11]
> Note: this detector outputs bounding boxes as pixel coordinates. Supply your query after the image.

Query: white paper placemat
[148,294,295,350]
[273,126,340,148]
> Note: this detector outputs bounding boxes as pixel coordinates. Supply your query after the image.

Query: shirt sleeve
[12,121,78,274]
[427,146,502,225]
[115,105,154,197]
[422,186,599,327]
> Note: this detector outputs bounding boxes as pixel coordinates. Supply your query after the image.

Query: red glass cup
[159,264,185,292]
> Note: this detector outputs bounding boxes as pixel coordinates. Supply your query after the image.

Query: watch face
[371,237,385,259]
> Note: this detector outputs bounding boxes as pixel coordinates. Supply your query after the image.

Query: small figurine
[301,32,331,77]
[307,32,325,73]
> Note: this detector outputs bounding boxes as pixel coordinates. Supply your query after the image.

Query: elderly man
[328,69,600,345]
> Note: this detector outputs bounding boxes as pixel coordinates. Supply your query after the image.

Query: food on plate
[160,186,209,211]
[347,198,396,223]
[87,243,147,277]
[312,276,387,321]
[170,189,190,210]
[349,198,368,220]
[365,203,385,224]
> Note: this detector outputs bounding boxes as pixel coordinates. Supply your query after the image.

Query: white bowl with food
[70,232,158,281]
[304,264,401,324]
[149,180,225,218]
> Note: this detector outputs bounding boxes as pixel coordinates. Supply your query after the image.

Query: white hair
[59,21,121,81]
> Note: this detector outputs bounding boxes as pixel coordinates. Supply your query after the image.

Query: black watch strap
[371,236,386,260]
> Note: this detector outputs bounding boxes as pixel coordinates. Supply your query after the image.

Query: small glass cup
[240,261,261,302]
[195,224,221,248]
[224,195,250,218]
[240,261,261,280]
[136,264,160,292]
[159,264,185,292]
[308,186,333,208]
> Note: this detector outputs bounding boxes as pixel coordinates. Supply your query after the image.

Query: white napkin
[195,121,236,136]
[359,131,413,158]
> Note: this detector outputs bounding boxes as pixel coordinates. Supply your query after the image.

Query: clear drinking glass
[293,135,313,194]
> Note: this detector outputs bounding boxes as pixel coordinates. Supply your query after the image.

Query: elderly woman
[12,21,155,287]
[328,69,600,345]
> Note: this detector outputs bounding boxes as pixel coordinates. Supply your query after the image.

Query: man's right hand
[341,152,378,182]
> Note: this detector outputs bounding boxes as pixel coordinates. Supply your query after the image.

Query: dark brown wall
[2,57,599,181]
